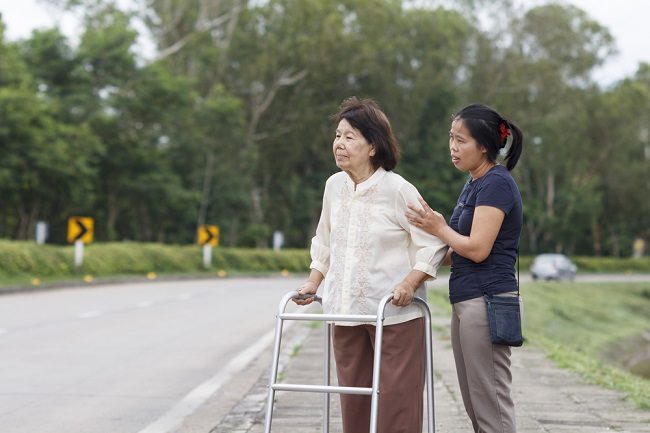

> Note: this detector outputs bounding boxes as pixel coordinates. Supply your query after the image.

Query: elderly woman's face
[333,119,375,172]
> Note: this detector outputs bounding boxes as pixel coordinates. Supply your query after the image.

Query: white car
[530,254,577,281]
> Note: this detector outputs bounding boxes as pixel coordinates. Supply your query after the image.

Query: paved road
[0,277,305,433]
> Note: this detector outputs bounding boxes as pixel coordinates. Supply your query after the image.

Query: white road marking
[135,323,292,433]
[77,311,102,319]
[178,294,191,301]
[137,301,153,308]
[0,328,7,335]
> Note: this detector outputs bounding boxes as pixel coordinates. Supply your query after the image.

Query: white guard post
[74,240,84,269]
[202,244,212,269]
[263,291,435,433]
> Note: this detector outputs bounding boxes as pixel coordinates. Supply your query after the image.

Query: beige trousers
[332,318,425,433]
[451,296,516,433]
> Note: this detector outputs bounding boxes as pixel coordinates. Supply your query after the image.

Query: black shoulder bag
[484,256,523,347]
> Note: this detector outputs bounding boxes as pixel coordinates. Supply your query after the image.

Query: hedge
[1,240,649,281]
[0,240,311,279]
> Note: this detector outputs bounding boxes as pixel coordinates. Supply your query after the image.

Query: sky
[0,0,648,86]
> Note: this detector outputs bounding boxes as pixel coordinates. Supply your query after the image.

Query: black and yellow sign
[67,216,94,244]
[198,225,219,247]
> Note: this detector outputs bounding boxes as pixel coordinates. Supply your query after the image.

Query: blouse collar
[345,167,387,194]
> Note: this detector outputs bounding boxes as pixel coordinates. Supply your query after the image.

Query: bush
[0,240,310,280]
[1,241,648,284]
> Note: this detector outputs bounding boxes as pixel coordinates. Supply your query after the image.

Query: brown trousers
[451,296,516,433]
[332,318,425,433]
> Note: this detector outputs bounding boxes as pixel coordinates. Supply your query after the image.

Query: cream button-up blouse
[310,168,448,326]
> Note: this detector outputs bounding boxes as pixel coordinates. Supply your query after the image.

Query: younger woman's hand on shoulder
[406,197,448,236]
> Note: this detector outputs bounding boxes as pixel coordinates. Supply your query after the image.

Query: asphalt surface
[0,277,304,433]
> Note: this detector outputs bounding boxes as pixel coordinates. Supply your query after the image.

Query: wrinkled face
[448,119,487,172]
[333,119,375,172]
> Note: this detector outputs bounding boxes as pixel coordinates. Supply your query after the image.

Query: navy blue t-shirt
[448,165,522,304]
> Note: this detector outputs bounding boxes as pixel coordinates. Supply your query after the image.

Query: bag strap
[517,251,520,297]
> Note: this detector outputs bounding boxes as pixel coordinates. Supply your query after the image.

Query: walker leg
[369,304,388,433]
[263,316,285,433]
[423,309,435,433]
[323,323,331,433]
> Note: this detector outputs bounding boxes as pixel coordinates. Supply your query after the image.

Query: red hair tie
[499,122,510,141]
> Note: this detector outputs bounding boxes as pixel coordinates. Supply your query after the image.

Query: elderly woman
[296,97,447,433]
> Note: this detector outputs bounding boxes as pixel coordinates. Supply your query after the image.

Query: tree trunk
[107,190,119,241]
[197,152,215,236]
[250,186,267,248]
[545,170,555,219]
[228,216,239,247]
[591,219,602,256]
[526,219,538,254]
[608,225,620,257]
[16,203,38,240]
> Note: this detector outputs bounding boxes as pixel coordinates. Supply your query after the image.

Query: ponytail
[503,120,523,171]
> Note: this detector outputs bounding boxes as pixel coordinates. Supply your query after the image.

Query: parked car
[530,254,577,281]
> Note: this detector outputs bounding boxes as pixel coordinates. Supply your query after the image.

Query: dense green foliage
[429,281,650,408]
[0,1,648,255]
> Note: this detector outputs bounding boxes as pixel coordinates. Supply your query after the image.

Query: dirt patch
[601,332,650,379]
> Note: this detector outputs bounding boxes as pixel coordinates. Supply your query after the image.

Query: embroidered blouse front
[310,168,448,326]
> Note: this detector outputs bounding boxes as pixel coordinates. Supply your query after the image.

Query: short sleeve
[475,174,515,215]
[395,183,449,278]
[309,179,332,275]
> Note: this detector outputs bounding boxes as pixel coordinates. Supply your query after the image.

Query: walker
[263,291,435,433]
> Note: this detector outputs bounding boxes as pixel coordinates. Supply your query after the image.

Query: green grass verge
[428,281,650,409]
[0,240,311,290]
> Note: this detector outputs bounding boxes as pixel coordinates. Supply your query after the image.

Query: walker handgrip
[292,293,322,303]
[291,293,316,301]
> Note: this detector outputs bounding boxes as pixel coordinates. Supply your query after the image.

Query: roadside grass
[428,281,650,409]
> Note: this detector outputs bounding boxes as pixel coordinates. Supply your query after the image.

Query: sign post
[74,240,84,268]
[67,216,94,269]
[273,231,284,251]
[203,244,212,269]
[197,225,219,269]
[35,221,48,245]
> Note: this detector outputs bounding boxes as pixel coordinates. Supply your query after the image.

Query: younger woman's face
[448,119,487,172]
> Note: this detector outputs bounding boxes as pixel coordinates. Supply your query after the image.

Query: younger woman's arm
[406,198,504,263]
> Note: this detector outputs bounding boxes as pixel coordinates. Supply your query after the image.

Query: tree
[461,3,616,254]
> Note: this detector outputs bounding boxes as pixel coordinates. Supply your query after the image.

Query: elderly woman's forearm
[403,270,429,288]
[307,269,325,286]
